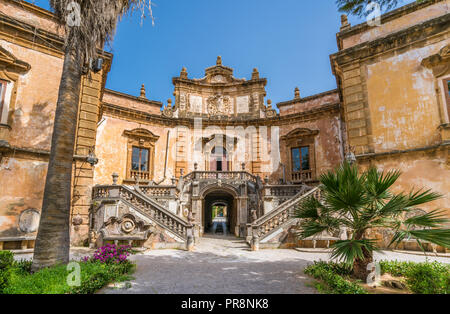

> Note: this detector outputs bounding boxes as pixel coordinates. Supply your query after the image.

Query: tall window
[131,147,149,174]
[211,146,228,171]
[444,78,450,121]
[291,146,310,172]
[0,80,7,124]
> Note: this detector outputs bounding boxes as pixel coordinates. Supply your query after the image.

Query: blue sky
[30,0,412,106]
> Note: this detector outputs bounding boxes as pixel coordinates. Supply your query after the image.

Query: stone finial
[167,99,172,107]
[295,87,300,99]
[139,84,146,98]
[340,14,350,30]
[216,56,222,66]
[267,99,272,109]
[180,67,188,79]
[252,68,260,80]
[112,172,119,185]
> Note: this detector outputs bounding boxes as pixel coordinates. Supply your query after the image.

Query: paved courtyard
[99,235,449,294]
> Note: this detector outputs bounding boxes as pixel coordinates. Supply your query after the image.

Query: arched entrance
[202,189,238,237]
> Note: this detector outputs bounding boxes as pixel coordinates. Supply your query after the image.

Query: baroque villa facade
[0,0,448,252]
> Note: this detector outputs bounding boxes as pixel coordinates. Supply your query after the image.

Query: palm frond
[365,167,400,201]
[404,209,449,228]
[330,239,380,266]
[296,221,329,239]
[409,229,450,248]
[50,0,153,68]
[320,162,369,215]
[294,196,322,220]
[406,189,442,208]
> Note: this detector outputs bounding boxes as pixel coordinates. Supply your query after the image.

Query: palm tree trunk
[352,247,373,281]
[32,48,82,271]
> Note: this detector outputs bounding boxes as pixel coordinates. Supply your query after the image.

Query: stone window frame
[0,46,31,138]
[421,44,450,124]
[123,128,159,183]
[0,79,8,124]
[281,128,319,183]
[440,77,450,123]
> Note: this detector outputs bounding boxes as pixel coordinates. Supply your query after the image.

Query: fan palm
[32,0,152,271]
[295,162,449,280]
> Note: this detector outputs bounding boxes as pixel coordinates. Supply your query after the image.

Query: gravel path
[99,235,449,294]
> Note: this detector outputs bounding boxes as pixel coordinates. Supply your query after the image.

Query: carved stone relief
[207,94,233,115]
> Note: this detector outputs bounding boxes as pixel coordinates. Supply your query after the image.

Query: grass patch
[305,260,450,294]
[0,249,135,294]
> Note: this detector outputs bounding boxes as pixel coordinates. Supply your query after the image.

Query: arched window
[211,146,228,171]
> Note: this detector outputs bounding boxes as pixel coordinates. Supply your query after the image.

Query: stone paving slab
[99,236,449,294]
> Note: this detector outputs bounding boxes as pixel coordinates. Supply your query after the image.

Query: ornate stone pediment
[123,128,160,143]
[421,44,450,77]
[281,128,319,141]
[0,46,31,75]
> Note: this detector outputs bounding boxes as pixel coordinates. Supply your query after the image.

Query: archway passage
[203,190,237,237]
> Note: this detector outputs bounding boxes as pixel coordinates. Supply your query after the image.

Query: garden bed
[0,244,135,294]
[305,260,450,294]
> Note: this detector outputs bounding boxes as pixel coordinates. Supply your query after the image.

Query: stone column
[71,69,106,246]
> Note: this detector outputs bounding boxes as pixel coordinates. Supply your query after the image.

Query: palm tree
[32,0,152,271]
[336,0,402,17]
[295,162,450,280]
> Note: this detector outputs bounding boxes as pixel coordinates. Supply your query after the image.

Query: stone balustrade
[248,186,321,250]
[92,185,193,241]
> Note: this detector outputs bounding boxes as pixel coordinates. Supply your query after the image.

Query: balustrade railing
[138,185,177,197]
[93,185,191,240]
[130,170,151,181]
[182,171,258,184]
[249,186,321,242]
[291,170,313,182]
[265,184,306,197]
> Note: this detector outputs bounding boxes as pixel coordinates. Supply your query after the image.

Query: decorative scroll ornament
[207,94,232,115]
[162,99,174,117]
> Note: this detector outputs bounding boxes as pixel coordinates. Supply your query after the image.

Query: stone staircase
[247,186,322,250]
[91,184,194,250]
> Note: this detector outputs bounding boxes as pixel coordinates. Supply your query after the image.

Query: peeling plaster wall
[0,0,63,36]
[0,37,63,240]
[278,113,343,182]
[366,40,450,152]
[94,116,172,185]
[103,91,163,116]
[0,157,47,238]
[0,39,63,150]
[278,91,340,116]
[359,150,450,219]
[341,1,449,50]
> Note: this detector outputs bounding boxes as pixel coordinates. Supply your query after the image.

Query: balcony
[291,170,314,183]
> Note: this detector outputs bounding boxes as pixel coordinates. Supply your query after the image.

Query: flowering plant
[83,244,132,264]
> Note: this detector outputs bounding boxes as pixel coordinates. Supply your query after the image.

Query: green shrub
[379,260,416,277]
[406,262,449,294]
[304,261,368,294]
[380,260,450,294]
[0,251,14,270]
[0,251,15,293]
[3,259,135,294]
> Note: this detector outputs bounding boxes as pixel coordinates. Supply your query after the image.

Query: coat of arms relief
[207,94,233,115]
